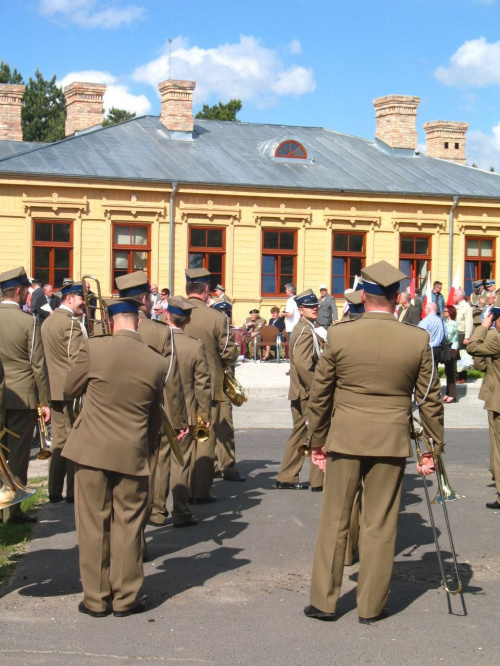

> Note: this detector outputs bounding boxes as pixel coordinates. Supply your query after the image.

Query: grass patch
[0,476,48,590]
[437,367,485,379]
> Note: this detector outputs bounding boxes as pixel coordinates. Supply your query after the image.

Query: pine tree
[21,70,66,142]
[0,61,23,84]
[102,107,136,127]
[195,99,242,122]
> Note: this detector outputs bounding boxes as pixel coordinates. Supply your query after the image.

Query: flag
[447,266,460,306]
[421,271,432,318]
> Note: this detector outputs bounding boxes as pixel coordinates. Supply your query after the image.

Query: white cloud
[59,70,152,115]
[38,0,145,29]
[132,35,315,107]
[467,125,500,169]
[288,39,302,55]
[435,37,500,87]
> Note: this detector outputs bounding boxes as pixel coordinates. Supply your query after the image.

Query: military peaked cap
[213,301,232,316]
[345,289,365,313]
[361,260,407,295]
[61,281,84,297]
[295,290,320,307]
[115,271,151,297]
[167,295,198,317]
[106,297,139,317]
[185,268,211,283]
[215,284,225,291]
[0,266,32,289]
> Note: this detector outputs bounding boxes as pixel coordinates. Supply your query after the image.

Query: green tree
[490,166,495,173]
[195,99,242,122]
[102,107,136,127]
[0,61,23,84]
[21,70,66,142]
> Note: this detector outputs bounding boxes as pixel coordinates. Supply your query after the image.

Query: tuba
[0,428,37,510]
[35,404,52,460]
[193,414,210,442]
[81,275,110,336]
[223,368,248,407]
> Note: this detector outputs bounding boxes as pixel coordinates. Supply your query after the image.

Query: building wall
[1,175,500,326]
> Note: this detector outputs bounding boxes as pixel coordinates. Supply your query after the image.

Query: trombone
[81,275,110,336]
[0,427,37,510]
[35,404,52,460]
[193,414,210,443]
[410,416,463,595]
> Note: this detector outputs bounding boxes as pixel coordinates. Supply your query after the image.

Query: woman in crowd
[443,304,459,403]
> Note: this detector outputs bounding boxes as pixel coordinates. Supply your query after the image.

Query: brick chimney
[373,95,420,151]
[423,121,468,165]
[0,84,25,141]
[158,79,195,136]
[64,82,106,136]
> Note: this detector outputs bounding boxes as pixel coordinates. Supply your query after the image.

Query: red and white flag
[447,266,461,306]
[421,271,432,317]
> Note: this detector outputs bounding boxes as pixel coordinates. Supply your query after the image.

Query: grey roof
[1,115,500,200]
[0,140,45,158]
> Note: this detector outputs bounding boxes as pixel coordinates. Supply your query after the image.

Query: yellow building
[0,81,499,325]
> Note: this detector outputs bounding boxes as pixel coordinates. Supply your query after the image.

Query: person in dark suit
[63,298,168,618]
[32,283,61,324]
[304,260,443,624]
[269,306,286,333]
[397,292,420,325]
[0,267,51,523]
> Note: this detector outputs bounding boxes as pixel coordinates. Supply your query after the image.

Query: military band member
[212,301,246,482]
[303,261,443,624]
[470,279,496,307]
[276,290,324,491]
[150,296,212,526]
[41,282,86,503]
[184,268,238,503]
[0,267,51,523]
[213,284,231,304]
[244,309,266,359]
[63,298,167,617]
[467,296,500,510]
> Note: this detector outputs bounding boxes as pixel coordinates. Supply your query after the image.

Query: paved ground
[1,362,498,665]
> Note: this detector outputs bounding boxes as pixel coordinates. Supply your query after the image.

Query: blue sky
[3,0,500,168]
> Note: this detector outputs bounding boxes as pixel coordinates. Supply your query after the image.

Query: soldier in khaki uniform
[0,267,51,523]
[467,297,500,510]
[184,268,238,503]
[212,301,246,482]
[63,298,168,617]
[213,284,231,304]
[41,282,86,503]
[276,290,324,491]
[150,296,212,526]
[303,261,444,624]
[470,279,496,306]
[244,309,266,359]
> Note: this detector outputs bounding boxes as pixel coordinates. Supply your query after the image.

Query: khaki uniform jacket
[184,298,238,401]
[307,312,444,457]
[0,302,50,409]
[62,330,167,476]
[467,326,500,412]
[244,316,266,338]
[136,311,187,429]
[41,307,85,400]
[288,317,324,401]
[171,328,212,425]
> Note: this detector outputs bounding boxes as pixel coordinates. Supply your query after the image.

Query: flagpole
[448,196,459,295]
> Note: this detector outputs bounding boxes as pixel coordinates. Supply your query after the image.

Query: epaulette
[334,317,358,324]
[151,319,168,326]
[147,344,166,357]
[402,320,419,327]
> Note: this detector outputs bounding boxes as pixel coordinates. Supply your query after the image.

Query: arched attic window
[275,140,308,159]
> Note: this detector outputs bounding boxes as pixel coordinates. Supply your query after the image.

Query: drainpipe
[169,181,178,292]
[448,196,459,291]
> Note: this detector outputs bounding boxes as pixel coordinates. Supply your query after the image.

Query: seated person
[244,309,266,358]
[262,306,286,361]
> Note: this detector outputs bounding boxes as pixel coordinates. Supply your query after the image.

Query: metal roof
[0,140,43,159]
[1,116,500,200]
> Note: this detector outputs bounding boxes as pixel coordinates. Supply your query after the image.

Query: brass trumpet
[223,368,248,407]
[161,412,184,466]
[82,275,110,336]
[36,405,52,460]
[193,414,210,443]
[0,427,37,510]
[410,416,462,595]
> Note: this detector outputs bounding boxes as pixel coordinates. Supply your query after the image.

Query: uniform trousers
[487,411,500,495]
[49,400,75,499]
[310,453,405,619]
[215,393,238,478]
[74,464,148,613]
[190,400,220,498]
[276,397,324,488]
[2,408,37,521]
[150,430,195,525]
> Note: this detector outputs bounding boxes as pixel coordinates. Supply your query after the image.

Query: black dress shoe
[486,499,500,509]
[113,598,148,617]
[303,604,336,621]
[49,494,64,503]
[311,486,323,492]
[78,601,109,618]
[8,513,37,524]
[359,609,389,625]
[191,496,217,504]
[173,515,199,528]
[223,472,246,482]
[213,469,223,479]
[276,481,309,490]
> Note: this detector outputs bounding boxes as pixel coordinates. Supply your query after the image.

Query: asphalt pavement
[1,361,498,666]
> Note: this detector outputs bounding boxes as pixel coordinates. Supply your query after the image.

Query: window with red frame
[274,140,307,159]
[188,227,225,292]
[331,232,366,296]
[32,220,73,289]
[399,234,431,294]
[262,230,297,296]
[464,236,495,296]
[112,224,150,290]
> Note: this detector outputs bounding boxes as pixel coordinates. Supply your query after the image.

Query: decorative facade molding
[456,216,500,234]
[253,203,312,227]
[324,208,381,230]
[102,197,166,222]
[180,199,241,224]
[391,213,446,232]
[23,192,88,218]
